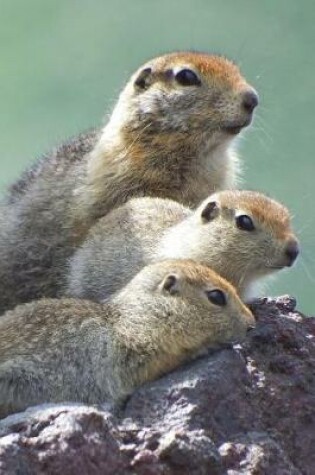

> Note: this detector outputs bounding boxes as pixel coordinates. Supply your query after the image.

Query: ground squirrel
[0,260,254,418]
[0,51,257,314]
[67,191,299,302]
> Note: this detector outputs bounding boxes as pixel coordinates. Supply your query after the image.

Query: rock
[0,296,314,475]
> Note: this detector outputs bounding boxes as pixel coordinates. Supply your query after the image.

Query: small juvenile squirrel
[0,51,257,313]
[67,191,299,301]
[0,260,254,418]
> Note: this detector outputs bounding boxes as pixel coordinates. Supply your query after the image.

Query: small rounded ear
[201,201,219,222]
[161,274,180,295]
[134,67,152,90]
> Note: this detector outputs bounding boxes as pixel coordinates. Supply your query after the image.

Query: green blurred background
[0,0,313,313]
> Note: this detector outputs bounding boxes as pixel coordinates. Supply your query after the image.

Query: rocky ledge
[0,296,314,475]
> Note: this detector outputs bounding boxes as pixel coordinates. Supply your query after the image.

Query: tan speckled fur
[0,51,257,313]
[67,191,298,302]
[0,260,254,418]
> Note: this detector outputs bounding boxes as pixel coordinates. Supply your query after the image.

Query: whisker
[254,117,273,143]
[245,126,273,153]
[299,256,315,284]
[301,250,315,265]
[296,217,315,237]
[121,122,153,159]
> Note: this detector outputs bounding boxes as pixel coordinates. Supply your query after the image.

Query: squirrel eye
[175,69,201,86]
[206,289,227,307]
[236,214,255,232]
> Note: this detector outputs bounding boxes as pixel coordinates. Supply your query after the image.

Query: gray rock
[0,296,314,475]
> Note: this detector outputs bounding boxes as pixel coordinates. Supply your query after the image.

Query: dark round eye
[206,289,227,306]
[175,69,201,86]
[236,215,255,232]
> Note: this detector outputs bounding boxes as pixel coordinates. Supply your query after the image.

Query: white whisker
[300,257,315,284]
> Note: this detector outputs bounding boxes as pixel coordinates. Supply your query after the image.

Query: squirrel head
[196,190,299,295]
[158,191,298,299]
[116,259,255,348]
[85,52,258,208]
[117,51,258,145]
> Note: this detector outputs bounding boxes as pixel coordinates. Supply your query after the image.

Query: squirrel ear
[134,67,152,90]
[160,274,180,295]
[201,201,219,222]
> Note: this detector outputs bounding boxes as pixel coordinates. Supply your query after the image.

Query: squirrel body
[0,260,254,418]
[0,51,257,313]
[67,191,299,301]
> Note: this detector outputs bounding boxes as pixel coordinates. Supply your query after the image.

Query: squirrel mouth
[222,118,252,135]
[265,264,286,271]
[224,125,243,135]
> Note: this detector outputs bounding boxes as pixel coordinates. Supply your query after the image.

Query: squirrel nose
[285,240,299,266]
[242,90,259,113]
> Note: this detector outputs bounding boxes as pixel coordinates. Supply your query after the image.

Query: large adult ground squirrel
[0,51,258,313]
[0,260,254,418]
[68,191,299,301]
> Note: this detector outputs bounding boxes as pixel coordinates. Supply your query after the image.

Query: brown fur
[0,260,254,417]
[67,191,298,302]
[0,51,257,313]
[218,191,291,239]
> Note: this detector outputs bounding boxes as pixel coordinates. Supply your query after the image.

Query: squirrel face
[84,52,257,212]
[196,191,299,285]
[157,191,298,298]
[120,52,258,144]
[116,259,255,347]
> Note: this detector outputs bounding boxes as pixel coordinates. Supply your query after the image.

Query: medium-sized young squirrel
[0,51,257,314]
[0,260,254,418]
[67,191,299,301]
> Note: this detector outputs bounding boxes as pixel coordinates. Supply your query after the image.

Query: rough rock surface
[0,296,314,475]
